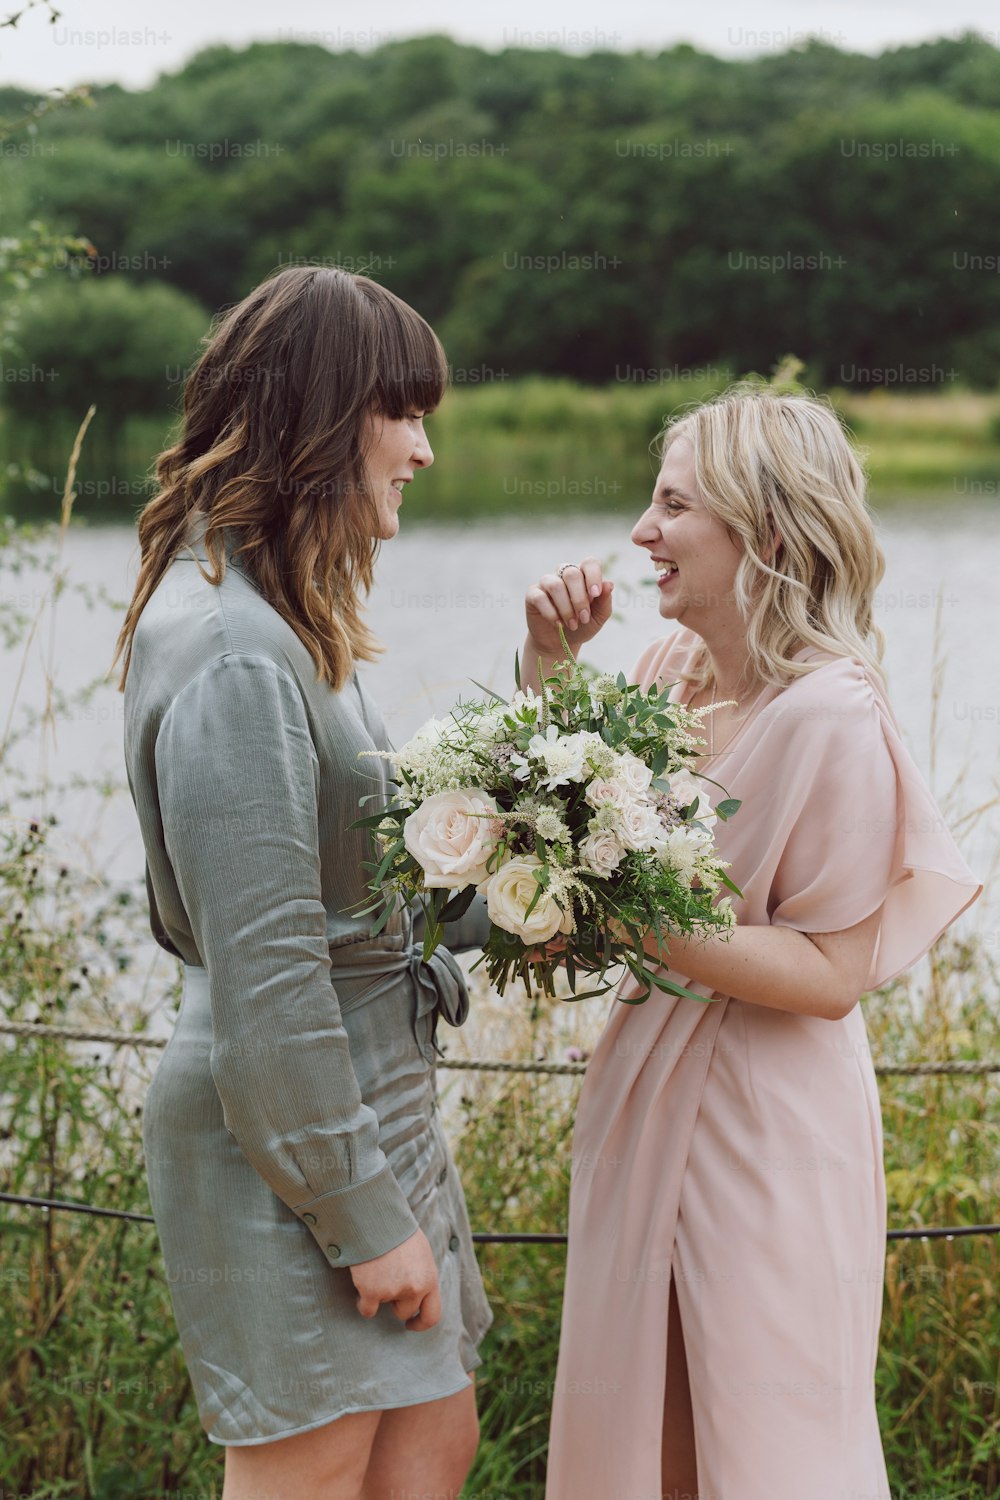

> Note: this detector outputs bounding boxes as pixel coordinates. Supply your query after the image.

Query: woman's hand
[351,1226,442,1330]
[524,558,615,659]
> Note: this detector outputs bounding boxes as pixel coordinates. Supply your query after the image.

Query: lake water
[2,508,998,1038]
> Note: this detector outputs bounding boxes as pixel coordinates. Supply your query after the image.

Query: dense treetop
[3,31,1000,399]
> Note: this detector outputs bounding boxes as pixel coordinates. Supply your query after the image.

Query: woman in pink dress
[520,387,982,1500]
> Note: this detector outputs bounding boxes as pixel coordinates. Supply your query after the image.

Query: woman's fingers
[578,557,606,606]
[591,577,616,627]
[557,558,606,626]
[402,1282,442,1330]
[524,581,565,635]
[525,559,613,655]
[528,559,607,632]
[554,563,594,628]
[539,569,584,631]
[411,1288,441,1330]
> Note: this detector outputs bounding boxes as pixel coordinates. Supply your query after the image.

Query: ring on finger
[556,561,579,580]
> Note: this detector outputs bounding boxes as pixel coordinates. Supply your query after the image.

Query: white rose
[615,753,654,797]
[481,855,574,943]
[584,776,632,812]
[411,715,455,749]
[396,715,456,773]
[615,802,664,852]
[403,789,501,890]
[473,708,506,744]
[579,829,625,877]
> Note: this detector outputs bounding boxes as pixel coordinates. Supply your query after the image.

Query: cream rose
[579,828,625,877]
[614,802,664,852]
[584,776,632,812]
[403,789,501,890]
[481,855,575,943]
[615,752,654,797]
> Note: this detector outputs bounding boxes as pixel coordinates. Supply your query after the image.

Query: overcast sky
[0,0,998,92]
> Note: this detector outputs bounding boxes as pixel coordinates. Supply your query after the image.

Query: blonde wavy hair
[110,265,447,694]
[658,383,886,693]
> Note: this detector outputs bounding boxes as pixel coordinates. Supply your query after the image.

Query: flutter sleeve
[155,652,420,1268]
[766,657,981,988]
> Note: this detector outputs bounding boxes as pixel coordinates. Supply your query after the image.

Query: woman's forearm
[643,922,863,1022]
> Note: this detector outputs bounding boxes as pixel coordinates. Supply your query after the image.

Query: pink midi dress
[544,626,982,1500]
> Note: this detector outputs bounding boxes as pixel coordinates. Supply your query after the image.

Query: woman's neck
[689,621,760,702]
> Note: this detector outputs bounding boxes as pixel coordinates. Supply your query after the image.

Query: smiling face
[630,435,745,635]
[360,406,434,540]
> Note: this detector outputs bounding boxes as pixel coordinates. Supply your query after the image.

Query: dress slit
[662,1258,700,1500]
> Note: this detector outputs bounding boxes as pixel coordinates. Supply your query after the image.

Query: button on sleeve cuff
[294,1163,420,1267]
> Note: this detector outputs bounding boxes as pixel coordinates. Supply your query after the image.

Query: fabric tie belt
[180,914,470,1063]
[407,943,470,1059]
[325,937,470,1061]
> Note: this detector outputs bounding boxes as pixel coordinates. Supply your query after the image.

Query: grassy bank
[3,379,1000,525]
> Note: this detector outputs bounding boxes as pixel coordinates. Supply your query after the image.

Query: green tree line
[3,30,1000,434]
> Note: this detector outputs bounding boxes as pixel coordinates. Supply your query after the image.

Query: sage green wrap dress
[124,510,492,1446]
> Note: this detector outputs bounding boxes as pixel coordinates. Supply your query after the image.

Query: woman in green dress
[112,266,491,1500]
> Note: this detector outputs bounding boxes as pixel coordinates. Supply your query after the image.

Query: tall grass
[0,459,997,1498]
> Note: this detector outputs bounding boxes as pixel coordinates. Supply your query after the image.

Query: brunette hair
[110,265,447,692]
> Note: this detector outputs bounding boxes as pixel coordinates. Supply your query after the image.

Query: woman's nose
[631,509,657,545]
[412,424,434,469]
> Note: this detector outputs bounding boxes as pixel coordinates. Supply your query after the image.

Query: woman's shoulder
[131,559,335,720]
[761,648,890,742]
[630,626,701,692]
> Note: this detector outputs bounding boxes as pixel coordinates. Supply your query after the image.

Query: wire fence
[2,1015,998,1243]
[1,1189,998,1244]
[3,1016,1000,1076]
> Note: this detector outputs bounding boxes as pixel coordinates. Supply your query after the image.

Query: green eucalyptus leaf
[439,884,477,922]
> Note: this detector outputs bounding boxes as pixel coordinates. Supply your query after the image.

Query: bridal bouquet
[353,653,741,1001]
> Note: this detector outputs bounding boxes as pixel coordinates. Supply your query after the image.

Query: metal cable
[2,1018,999,1077]
[1,1191,998,1243]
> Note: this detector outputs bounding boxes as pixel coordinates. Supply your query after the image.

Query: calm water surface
[2,508,997,1023]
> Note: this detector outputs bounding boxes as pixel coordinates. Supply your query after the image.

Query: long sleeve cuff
[293,1162,420,1268]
